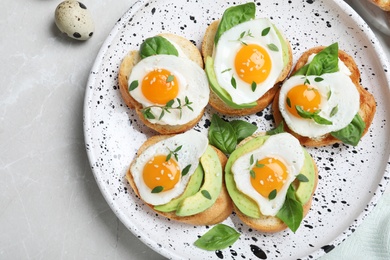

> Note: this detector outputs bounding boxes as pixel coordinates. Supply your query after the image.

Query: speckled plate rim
[83,0,390,259]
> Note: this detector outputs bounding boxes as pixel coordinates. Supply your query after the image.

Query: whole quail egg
[54,1,94,41]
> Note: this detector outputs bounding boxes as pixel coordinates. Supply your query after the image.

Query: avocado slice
[153,165,204,212]
[205,56,257,109]
[295,150,316,205]
[175,145,222,216]
[205,25,290,109]
[225,135,316,218]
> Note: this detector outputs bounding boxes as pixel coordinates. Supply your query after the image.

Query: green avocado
[225,134,316,218]
[295,150,316,205]
[205,25,290,109]
[153,165,204,212]
[175,145,223,216]
[205,56,257,109]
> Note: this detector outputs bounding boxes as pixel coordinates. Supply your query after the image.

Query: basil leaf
[214,2,256,45]
[268,189,277,200]
[208,114,237,154]
[250,170,256,179]
[229,120,257,143]
[139,36,178,59]
[267,43,279,52]
[293,64,309,76]
[231,76,237,89]
[266,121,285,135]
[194,224,240,251]
[331,113,366,146]
[201,190,212,200]
[151,186,164,193]
[296,173,309,183]
[276,185,303,233]
[181,164,191,176]
[129,80,139,91]
[261,27,270,36]
[296,106,332,125]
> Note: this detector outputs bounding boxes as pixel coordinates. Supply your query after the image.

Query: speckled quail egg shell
[55,1,94,41]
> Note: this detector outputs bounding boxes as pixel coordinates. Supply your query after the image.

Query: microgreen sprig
[141,96,194,120]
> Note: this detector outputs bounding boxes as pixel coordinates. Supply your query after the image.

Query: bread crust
[370,0,390,11]
[201,20,293,116]
[118,33,205,134]
[272,46,376,147]
[126,135,233,226]
[230,132,318,233]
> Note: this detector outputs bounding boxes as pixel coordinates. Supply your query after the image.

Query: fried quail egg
[213,18,284,104]
[278,66,360,138]
[231,133,304,216]
[128,54,209,125]
[130,130,208,206]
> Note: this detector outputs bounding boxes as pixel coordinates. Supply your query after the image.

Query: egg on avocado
[126,130,233,225]
[225,132,318,233]
[202,2,293,116]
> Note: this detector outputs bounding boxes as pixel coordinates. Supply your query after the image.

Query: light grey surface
[0,0,388,259]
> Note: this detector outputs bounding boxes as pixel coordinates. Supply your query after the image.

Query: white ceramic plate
[83,0,390,259]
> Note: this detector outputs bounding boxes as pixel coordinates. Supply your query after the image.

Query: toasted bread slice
[272,46,376,147]
[370,0,390,11]
[126,135,233,226]
[201,20,293,116]
[118,33,205,134]
[231,133,318,233]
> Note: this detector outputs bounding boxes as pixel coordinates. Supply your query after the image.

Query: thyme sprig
[141,96,194,120]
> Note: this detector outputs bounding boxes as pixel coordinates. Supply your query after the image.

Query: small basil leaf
[314,77,324,82]
[268,189,277,200]
[129,80,139,91]
[181,164,191,176]
[151,186,164,193]
[296,173,309,183]
[267,43,279,52]
[293,64,309,76]
[276,185,303,233]
[312,114,333,125]
[214,2,256,45]
[261,27,271,36]
[330,105,338,117]
[208,114,237,154]
[166,75,175,83]
[251,81,257,92]
[201,190,212,200]
[194,224,240,251]
[140,36,178,59]
[250,154,254,165]
[331,113,366,146]
[250,170,256,179]
[286,97,291,108]
[266,121,285,135]
[231,76,237,89]
[229,120,257,143]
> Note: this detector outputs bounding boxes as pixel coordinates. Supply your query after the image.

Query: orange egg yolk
[141,68,179,105]
[143,155,180,192]
[250,157,288,198]
[286,84,322,118]
[234,44,272,85]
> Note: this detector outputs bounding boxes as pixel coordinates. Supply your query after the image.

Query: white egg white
[231,133,305,216]
[130,130,208,206]
[278,71,360,138]
[128,55,209,125]
[213,18,284,104]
